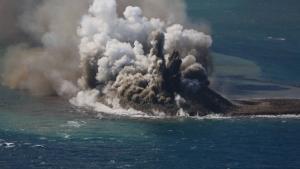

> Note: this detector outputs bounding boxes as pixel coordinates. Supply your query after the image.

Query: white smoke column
[0,0,194,99]
[73,0,213,116]
[77,0,165,88]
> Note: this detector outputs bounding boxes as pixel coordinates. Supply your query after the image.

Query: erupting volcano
[1,0,300,117]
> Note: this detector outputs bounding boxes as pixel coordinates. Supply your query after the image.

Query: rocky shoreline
[115,87,300,117]
[229,99,300,116]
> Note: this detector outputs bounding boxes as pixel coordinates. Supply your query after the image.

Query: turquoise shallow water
[1,0,300,168]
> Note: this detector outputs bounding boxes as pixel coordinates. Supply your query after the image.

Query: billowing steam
[0,0,213,116]
[72,0,212,116]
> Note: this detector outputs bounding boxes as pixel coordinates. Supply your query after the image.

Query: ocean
[1,0,300,168]
[188,0,300,84]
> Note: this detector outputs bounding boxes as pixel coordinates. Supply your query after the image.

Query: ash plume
[73,0,212,116]
[1,0,213,116]
[0,0,90,96]
[0,0,190,96]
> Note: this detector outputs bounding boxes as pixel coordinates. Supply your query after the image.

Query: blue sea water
[0,86,300,169]
[1,113,300,169]
[1,0,300,169]
[187,0,300,84]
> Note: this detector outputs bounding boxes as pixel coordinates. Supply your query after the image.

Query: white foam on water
[70,90,167,118]
[249,114,300,119]
[193,114,231,120]
[3,142,15,148]
[32,145,45,148]
[193,114,300,121]
[61,133,71,139]
[61,120,87,128]
[267,36,286,41]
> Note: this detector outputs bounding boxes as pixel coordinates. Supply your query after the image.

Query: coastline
[228,99,300,117]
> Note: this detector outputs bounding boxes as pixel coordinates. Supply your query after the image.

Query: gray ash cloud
[0,0,214,116]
